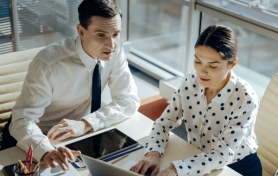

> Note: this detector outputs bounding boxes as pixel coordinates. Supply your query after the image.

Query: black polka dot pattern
[145,71,259,176]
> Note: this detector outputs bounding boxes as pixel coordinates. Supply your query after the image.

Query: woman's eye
[194,61,200,64]
[98,34,105,37]
[210,66,217,69]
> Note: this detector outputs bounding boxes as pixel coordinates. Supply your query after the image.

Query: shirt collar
[196,70,237,104]
[75,36,105,72]
[212,70,237,105]
[193,71,205,99]
[198,85,205,99]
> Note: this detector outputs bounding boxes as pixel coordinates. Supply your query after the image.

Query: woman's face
[194,46,233,90]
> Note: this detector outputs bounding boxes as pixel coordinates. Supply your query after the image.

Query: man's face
[78,14,121,61]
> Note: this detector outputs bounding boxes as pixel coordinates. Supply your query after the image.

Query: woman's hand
[130,151,160,176]
[155,163,178,176]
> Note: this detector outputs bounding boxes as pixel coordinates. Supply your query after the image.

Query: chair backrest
[255,73,278,176]
[0,47,43,131]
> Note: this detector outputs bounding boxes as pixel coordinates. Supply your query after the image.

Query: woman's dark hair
[195,25,238,64]
[78,0,122,29]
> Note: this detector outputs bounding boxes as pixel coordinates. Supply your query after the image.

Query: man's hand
[130,151,160,176]
[155,163,178,176]
[41,147,81,171]
[47,119,92,141]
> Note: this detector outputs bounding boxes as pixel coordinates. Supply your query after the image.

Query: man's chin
[99,56,112,61]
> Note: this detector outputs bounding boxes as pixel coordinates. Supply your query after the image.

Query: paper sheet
[121,160,152,176]
[121,160,138,170]
[40,164,81,176]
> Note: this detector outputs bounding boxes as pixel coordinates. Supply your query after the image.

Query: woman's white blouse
[145,71,259,176]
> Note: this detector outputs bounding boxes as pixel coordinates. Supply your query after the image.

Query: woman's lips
[200,77,210,82]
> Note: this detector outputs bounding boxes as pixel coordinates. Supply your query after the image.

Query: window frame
[196,0,278,41]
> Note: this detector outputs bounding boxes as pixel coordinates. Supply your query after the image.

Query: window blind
[0,0,13,54]
[15,0,82,51]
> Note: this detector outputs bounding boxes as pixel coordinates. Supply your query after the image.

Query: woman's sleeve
[144,80,185,156]
[172,98,259,176]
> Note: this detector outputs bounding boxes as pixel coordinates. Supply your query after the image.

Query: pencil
[18,159,29,174]
[24,146,32,168]
[28,145,33,172]
[111,154,129,164]
[32,162,40,172]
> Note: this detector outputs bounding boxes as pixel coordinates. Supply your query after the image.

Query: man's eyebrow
[194,55,220,63]
[94,30,108,33]
[94,30,121,33]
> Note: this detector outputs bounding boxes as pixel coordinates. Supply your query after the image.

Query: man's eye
[210,66,217,69]
[98,34,105,37]
[194,61,200,64]
[113,33,119,37]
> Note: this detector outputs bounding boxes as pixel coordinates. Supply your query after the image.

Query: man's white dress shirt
[10,36,140,161]
[145,71,259,176]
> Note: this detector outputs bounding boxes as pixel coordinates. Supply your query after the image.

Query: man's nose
[106,38,114,49]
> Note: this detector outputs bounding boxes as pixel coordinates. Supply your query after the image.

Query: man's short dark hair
[78,0,122,29]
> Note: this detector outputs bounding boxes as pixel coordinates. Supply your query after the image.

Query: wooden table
[0,112,241,176]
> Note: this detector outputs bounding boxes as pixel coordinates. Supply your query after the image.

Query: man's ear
[231,57,238,68]
[77,24,85,39]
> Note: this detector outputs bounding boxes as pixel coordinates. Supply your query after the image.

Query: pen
[111,154,129,164]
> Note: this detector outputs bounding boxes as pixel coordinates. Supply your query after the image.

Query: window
[14,0,82,51]
[196,0,278,97]
[197,0,278,32]
[201,13,278,79]
[127,0,189,77]
[0,0,12,54]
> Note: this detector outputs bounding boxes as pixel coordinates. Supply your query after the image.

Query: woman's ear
[231,57,238,68]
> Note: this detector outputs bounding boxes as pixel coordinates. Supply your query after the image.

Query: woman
[130,25,262,176]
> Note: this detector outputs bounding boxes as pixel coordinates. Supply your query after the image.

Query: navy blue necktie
[91,60,101,113]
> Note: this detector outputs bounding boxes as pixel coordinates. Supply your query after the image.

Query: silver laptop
[80,154,148,176]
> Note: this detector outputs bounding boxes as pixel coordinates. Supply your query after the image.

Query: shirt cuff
[172,160,189,176]
[33,142,55,162]
[17,136,55,162]
[144,143,165,156]
[82,112,100,131]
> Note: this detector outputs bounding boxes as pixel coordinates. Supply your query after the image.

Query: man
[1,0,140,171]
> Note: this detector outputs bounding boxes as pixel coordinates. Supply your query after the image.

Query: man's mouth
[103,51,113,56]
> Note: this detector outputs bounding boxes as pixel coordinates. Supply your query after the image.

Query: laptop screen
[66,128,138,159]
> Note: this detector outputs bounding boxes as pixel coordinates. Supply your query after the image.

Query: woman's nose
[199,66,207,75]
